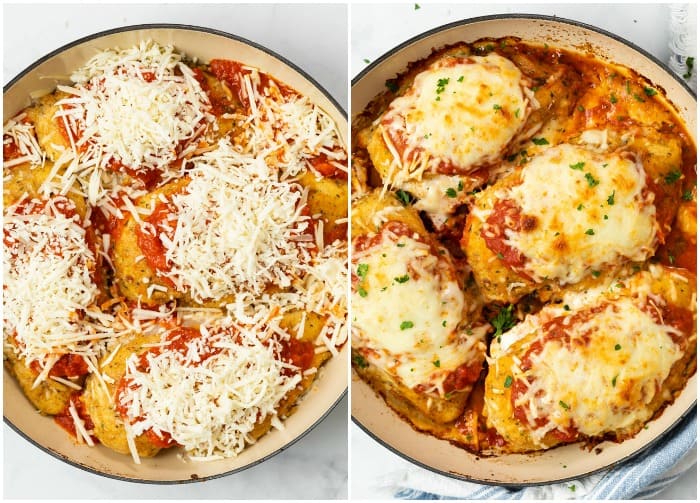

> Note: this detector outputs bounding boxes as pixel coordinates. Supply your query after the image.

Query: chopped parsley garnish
[612,375,618,387]
[436,77,450,96]
[457,75,464,82]
[607,191,615,205]
[358,287,368,298]
[397,242,406,247]
[585,172,600,187]
[385,79,399,93]
[445,187,458,198]
[497,252,505,260]
[683,56,694,80]
[352,354,369,368]
[363,58,370,64]
[504,376,513,388]
[532,137,549,145]
[569,161,585,170]
[604,214,609,220]
[610,93,618,104]
[394,274,410,284]
[592,270,601,278]
[585,228,595,235]
[633,93,645,102]
[664,170,682,184]
[682,189,693,201]
[563,304,571,311]
[432,359,440,368]
[491,304,516,339]
[577,104,585,112]
[395,189,413,205]
[400,320,414,330]
[644,86,657,97]
[493,104,502,110]
[414,3,421,9]
[357,263,369,278]
[514,108,520,118]
[625,80,631,94]
[442,320,447,327]
[614,343,622,351]
[569,485,576,492]
[576,203,584,211]
[559,400,570,410]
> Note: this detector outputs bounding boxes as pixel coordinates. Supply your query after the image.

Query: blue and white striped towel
[385,409,696,500]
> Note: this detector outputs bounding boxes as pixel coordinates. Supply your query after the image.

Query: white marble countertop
[2,3,347,499]
[350,3,696,500]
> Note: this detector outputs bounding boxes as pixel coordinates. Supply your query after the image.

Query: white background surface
[2,2,348,500]
[350,2,696,500]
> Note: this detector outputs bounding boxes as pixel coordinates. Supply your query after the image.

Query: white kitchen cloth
[382,409,695,500]
[667,3,696,92]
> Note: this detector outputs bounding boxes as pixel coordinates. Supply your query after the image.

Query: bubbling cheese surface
[352,227,485,394]
[487,292,684,445]
[381,53,531,180]
[498,143,658,283]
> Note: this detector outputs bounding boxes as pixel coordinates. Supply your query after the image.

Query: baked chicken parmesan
[351,37,696,455]
[4,41,348,463]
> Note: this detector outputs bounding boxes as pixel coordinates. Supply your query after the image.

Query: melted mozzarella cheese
[500,143,658,283]
[352,229,485,393]
[381,53,532,180]
[3,197,113,375]
[119,320,301,460]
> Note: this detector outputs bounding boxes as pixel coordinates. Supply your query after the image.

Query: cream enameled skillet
[351,14,696,486]
[3,24,348,484]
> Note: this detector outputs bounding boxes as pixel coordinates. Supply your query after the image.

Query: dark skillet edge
[351,401,697,488]
[351,13,697,100]
[3,23,348,484]
[350,12,696,488]
[4,389,348,485]
[4,23,348,118]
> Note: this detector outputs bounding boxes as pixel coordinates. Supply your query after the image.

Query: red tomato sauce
[480,199,531,275]
[54,392,98,443]
[135,199,178,287]
[209,59,298,108]
[309,153,348,180]
[442,360,484,395]
[30,354,89,378]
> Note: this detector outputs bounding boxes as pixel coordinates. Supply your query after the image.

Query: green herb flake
[532,137,549,145]
[664,170,682,184]
[515,108,520,118]
[610,94,618,104]
[400,320,414,330]
[592,270,601,278]
[604,214,609,220]
[585,172,600,187]
[577,104,585,112]
[356,265,369,280]
[363,58,370,64]
[682,189,693,201]
[397,242,406,248]
[612,375,618,387]
[644,87,657,97]
[497,252,505,260]
[683,56,695,79]
[493,104,502,110]
[625,80,631,94]
[504,376,513,388]
[633,93,645,103]
[394,274,410,284]
[395,189,412,206]
[491,304,516,338]
[432,359,440,368]
[445,187,458,198]
[385,80,399,93]
[607,190,615,205]
[457,75,464,83]
[559,400,570,410]
[576,203,584,211]
[414,3,421,9]
[585,228,595,235]
[564,304,571,311]
[358,287,368,298]
[615,343,622,351]
[569,485,576,492]
[668,254,676,265]
[442,320,447,327]
[569,161,585,170]
[352,354,369,369]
